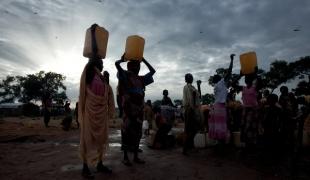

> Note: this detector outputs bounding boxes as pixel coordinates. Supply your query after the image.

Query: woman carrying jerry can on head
[232,52,262,150]
[79,24,115,179]
[115,35,156,166]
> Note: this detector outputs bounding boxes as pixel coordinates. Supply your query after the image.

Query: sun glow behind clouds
[40,46,85,83]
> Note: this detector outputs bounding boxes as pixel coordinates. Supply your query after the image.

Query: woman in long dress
[79,58,115,178]
[208,55,234,142]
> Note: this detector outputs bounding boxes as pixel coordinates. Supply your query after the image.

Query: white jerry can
[146,130,156,147]
[142,120,149,130]
[194,133,206,148]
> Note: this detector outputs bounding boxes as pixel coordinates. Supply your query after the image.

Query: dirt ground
[0,116,309,180]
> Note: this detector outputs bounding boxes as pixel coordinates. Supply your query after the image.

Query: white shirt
[214,78,228,103]
[183,84,200,109]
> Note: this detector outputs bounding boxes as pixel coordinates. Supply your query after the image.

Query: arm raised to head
[142,57,156,76]
[224,54,235,82]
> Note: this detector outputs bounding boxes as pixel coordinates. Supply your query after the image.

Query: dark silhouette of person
[61,101,72,131]
[161,89,174,107]
[182,73,201,155]
[103,71,110,84]
[115,54,156,166]
[74,102,79,128]
[42,92,52,128]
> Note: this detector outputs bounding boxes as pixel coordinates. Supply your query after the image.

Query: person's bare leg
[82,162,94,179]
[96,151,112,173]
[122,149,132,166]
[134,146,145,164]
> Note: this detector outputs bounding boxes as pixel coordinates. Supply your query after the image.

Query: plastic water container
[146,130,156,147]
[142,120,149,130]
[240,51,257,74]
[194,133,206,148]
[124,35,145,61]
[232,131,242,147]
[83,24,109,59]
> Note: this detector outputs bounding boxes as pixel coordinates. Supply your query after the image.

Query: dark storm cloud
[0,0,309,101]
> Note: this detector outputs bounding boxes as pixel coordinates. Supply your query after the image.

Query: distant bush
[22,103,40,117]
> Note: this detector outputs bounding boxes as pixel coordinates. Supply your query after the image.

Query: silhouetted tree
[174,99,183,106]
[18,71,67,103]
[292,76,310,96]
[289,56,310,76]
[0,71,67,104]
[262,60,294,92]
[0,76,21,103]
[201,93,215,105]
[261,56,310,92]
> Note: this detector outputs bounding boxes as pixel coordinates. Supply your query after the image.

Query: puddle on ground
[109,130,122,138]
[61,164,82,172]
[53,142,123,148]
[109,142,121,147]
[66,142,122,148]
[69,143,79,147]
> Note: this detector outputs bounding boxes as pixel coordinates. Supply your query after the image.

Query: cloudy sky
[0,0,309,104]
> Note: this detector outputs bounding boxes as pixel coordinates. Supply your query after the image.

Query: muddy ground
[0,117,309,180]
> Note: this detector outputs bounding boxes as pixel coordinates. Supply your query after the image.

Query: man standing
[182,73,201,155]
[42,92,52,128]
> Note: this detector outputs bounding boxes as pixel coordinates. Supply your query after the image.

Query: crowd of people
[138,55,309,158]
[74,51,309,179]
